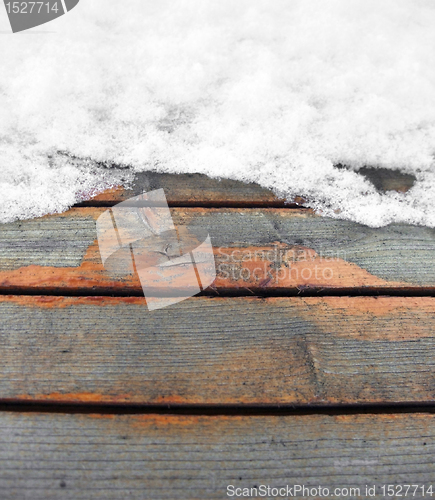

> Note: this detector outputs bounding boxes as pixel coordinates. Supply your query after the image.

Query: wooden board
[81,171,290,207]
[1,295,435,405]
[1,207,434,294]
[0,411,433,499]
[80,168,416,206]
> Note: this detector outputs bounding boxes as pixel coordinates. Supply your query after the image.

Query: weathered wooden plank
[1,208,434,293]
[81,168,415,206]
[0,411,433,499]
[82,171,289,206]
[1,296,435,404]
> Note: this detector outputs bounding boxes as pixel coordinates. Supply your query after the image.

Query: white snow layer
[1,0,435,227]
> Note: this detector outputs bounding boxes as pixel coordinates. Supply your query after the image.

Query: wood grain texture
[1,295,435,405]
[0,411,433,499]
[80,168,416,206]
[82,171,290,207]
[1,207,434,293]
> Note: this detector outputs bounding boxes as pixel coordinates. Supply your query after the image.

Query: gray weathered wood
[79,168,416,206]
[0,411,433,499]
[1,296,435,404]
[80,170,290,206]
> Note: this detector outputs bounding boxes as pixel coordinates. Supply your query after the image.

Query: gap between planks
[1,401,435,416]
[0,287,435,298]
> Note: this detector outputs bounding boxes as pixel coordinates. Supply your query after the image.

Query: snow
[1,0,435,226]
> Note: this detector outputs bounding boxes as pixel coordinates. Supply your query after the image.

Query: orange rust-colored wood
[0,239,409,294]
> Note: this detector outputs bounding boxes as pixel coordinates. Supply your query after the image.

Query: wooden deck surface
[1,170,434,498]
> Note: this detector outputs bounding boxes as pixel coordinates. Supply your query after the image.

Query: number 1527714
[5,2,60,14]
